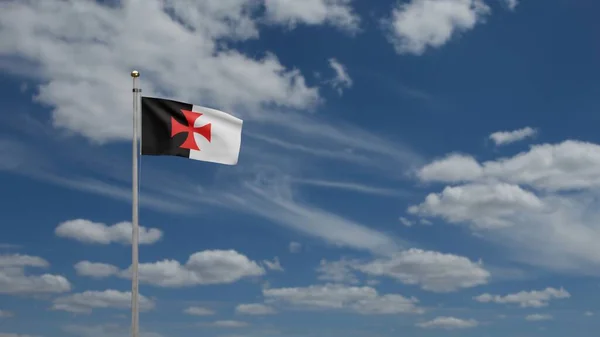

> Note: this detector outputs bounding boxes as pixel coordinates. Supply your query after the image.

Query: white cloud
[0,310,14,318]
[0,0,319,142]
[289,242,302,253]
[52,289,154,314]
[417,316,478,329]
[0,254,48,268]
[207,320,249,328]
[55,219,162,245]
[411,140,600,275]
[74,261,119,279]
[399,217,414,227]
[62,250,269,287]
[62,324,162,337]
[489,127,537,146]
[385,0,491,55]
[0,254,71,295]
[327,58,353,95]
[263,283,423,314]
[408,182,544,229]
[474,287,570,308]
[183,306,215,316]
[525,314,553,321]
[316,259,359,284]
[417,153,483,183]
[417,140,600,192]
[482,140,600,192]
[354,248,490,292]
[504,0,519,10]
[231,178,403,255]
[264,0,360,32]
[584,311,594,317]
[128,250,265,287]
[262,257,284,271]
[235,303,277,315]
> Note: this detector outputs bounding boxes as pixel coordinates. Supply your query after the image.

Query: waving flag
[141,97,243,165]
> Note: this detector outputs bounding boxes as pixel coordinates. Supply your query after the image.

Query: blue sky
[1,0,599,336]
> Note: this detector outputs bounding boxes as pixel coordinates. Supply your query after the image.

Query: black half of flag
[141,96,195,159]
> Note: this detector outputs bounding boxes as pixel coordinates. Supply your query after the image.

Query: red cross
[171,109,212,151]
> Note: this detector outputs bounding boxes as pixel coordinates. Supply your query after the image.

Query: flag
[141,97,243,165]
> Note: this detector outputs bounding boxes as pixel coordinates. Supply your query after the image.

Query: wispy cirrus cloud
[0,133,407,255]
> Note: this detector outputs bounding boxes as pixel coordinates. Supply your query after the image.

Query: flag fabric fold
[141,97,243,165]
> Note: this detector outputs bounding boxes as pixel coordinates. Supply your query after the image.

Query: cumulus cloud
[474,287,570,308]
[417,153,483,183]
[52,290,154,314]
[525,313,553,321]
[0,0,321,142]
[489,127,537,146]
[417,316,478,329]
[0,254,71,295]
[416,140,600,192]
[482,140,600,191]
[263,284,423,314]
[408,183,544,229]
[70,250,273,287]
[327,58,353,95]
[354,249,490,292]
[74,261,119,279]
[411,140,600,275]
[384,0,491,55]
[183,307,215,316]
[264,0,360,32]
[235,303,277,315]
[128,250,265,287]
[55,219,162,245]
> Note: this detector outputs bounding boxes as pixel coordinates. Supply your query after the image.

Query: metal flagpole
[130,70,141,337]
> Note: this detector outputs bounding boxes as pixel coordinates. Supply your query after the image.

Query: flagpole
[130,70,141,337]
